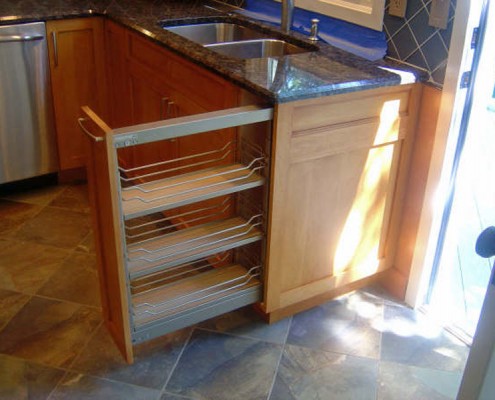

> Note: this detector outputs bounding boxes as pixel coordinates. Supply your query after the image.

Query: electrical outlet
[389,0,407,18]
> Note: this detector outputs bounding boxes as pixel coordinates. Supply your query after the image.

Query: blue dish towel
[236,0,387,61]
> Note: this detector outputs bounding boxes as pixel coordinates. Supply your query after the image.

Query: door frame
[404,0,484,307]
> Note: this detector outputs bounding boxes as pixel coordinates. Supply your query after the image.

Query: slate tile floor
[0,183,469,400]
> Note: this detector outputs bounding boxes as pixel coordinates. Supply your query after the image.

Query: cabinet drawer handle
[166,100,175,119]
[78,117,104,142]
[160,97,169,119]
[51,31,58,67]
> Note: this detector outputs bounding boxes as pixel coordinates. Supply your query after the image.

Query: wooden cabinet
[104,21,241,223]
[104,20,238,172]
[264,84,420,320]
[47,18,107,171]
[77,18,422,358]
[126,61,178,170]
[104,19,132,129]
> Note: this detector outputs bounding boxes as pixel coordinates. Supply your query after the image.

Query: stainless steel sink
[162,21,315,59]
[163,23,268,45]
[205,39,308,59]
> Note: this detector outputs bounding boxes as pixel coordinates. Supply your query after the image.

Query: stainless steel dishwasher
[0,22,58,184]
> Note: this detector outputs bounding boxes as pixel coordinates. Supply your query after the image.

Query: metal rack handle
[78,117,105,142]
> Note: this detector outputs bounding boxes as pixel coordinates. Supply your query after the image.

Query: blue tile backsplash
[383,0,456,87]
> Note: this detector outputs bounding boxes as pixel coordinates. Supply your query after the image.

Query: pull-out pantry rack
[80,105,273,363]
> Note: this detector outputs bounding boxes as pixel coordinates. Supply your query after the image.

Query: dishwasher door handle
[0,34,44,43]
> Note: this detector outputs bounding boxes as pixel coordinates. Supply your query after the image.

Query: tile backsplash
[217,0,456,88]
[383,0,456,87]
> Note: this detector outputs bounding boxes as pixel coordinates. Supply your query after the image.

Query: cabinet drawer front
[127,31,235,112]
[170,62,233,111]
[290,114,407,164]
[292,89,410,132]
[128,33,172,76]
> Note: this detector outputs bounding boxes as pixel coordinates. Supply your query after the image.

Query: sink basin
[162,21,315,59]
[206,39,308,59]
[163,22,268,45]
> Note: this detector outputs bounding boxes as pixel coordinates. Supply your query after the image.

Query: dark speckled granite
[0,0,106,23]
[0,0,412,103]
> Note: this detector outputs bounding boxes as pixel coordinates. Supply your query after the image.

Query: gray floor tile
[72,325,191,390]
[0,185,65,206]
[198,306,291,344]
[0,288,30,331]
[50,372,160,400]
[37,252,101,307]
[0,199,43,236]
[160,392,196,400]
[0,181,475,399]
[270,344,378,400]
[377,361,462,400]
[380,305,469,371]
[166,329,282,400]
[49,184,91,214]
[361,284,405,306]
[0,296,101,368]
[287,291,383,359]
[0,354,65,400]
[13,207,91,250]
[0,238,69,294]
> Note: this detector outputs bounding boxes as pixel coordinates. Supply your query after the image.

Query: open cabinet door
[79,106,134,363]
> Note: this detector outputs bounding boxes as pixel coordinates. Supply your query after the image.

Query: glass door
[423,0,495,343]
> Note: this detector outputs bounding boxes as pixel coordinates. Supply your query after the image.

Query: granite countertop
[0,0,416,103]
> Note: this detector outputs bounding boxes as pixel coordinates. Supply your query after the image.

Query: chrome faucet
[309,18,319,41]
[281,0,294,33]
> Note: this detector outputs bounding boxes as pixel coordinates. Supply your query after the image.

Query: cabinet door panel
[128,31,172,77]
[81,107,133,363]
[279,142,397,294]
[265,86,418,314]
[105,20,132,129]
[47,18,107,170]
[104,24,240,232]
[126,61,178,172]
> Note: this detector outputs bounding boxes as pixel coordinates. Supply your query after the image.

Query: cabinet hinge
[471,27,479,49]
[460,71,472,89]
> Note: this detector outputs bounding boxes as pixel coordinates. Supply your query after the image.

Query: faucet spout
[281,0,294,33]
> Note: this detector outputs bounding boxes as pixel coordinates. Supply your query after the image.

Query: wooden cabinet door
[125,60,178,171]
[104,20,132,130]
[104,24,239,226]
[81,106,133,363]
[169,89,236,170]
[104,24,239,173]
[47,18,107,170]
[265,85,420,318]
